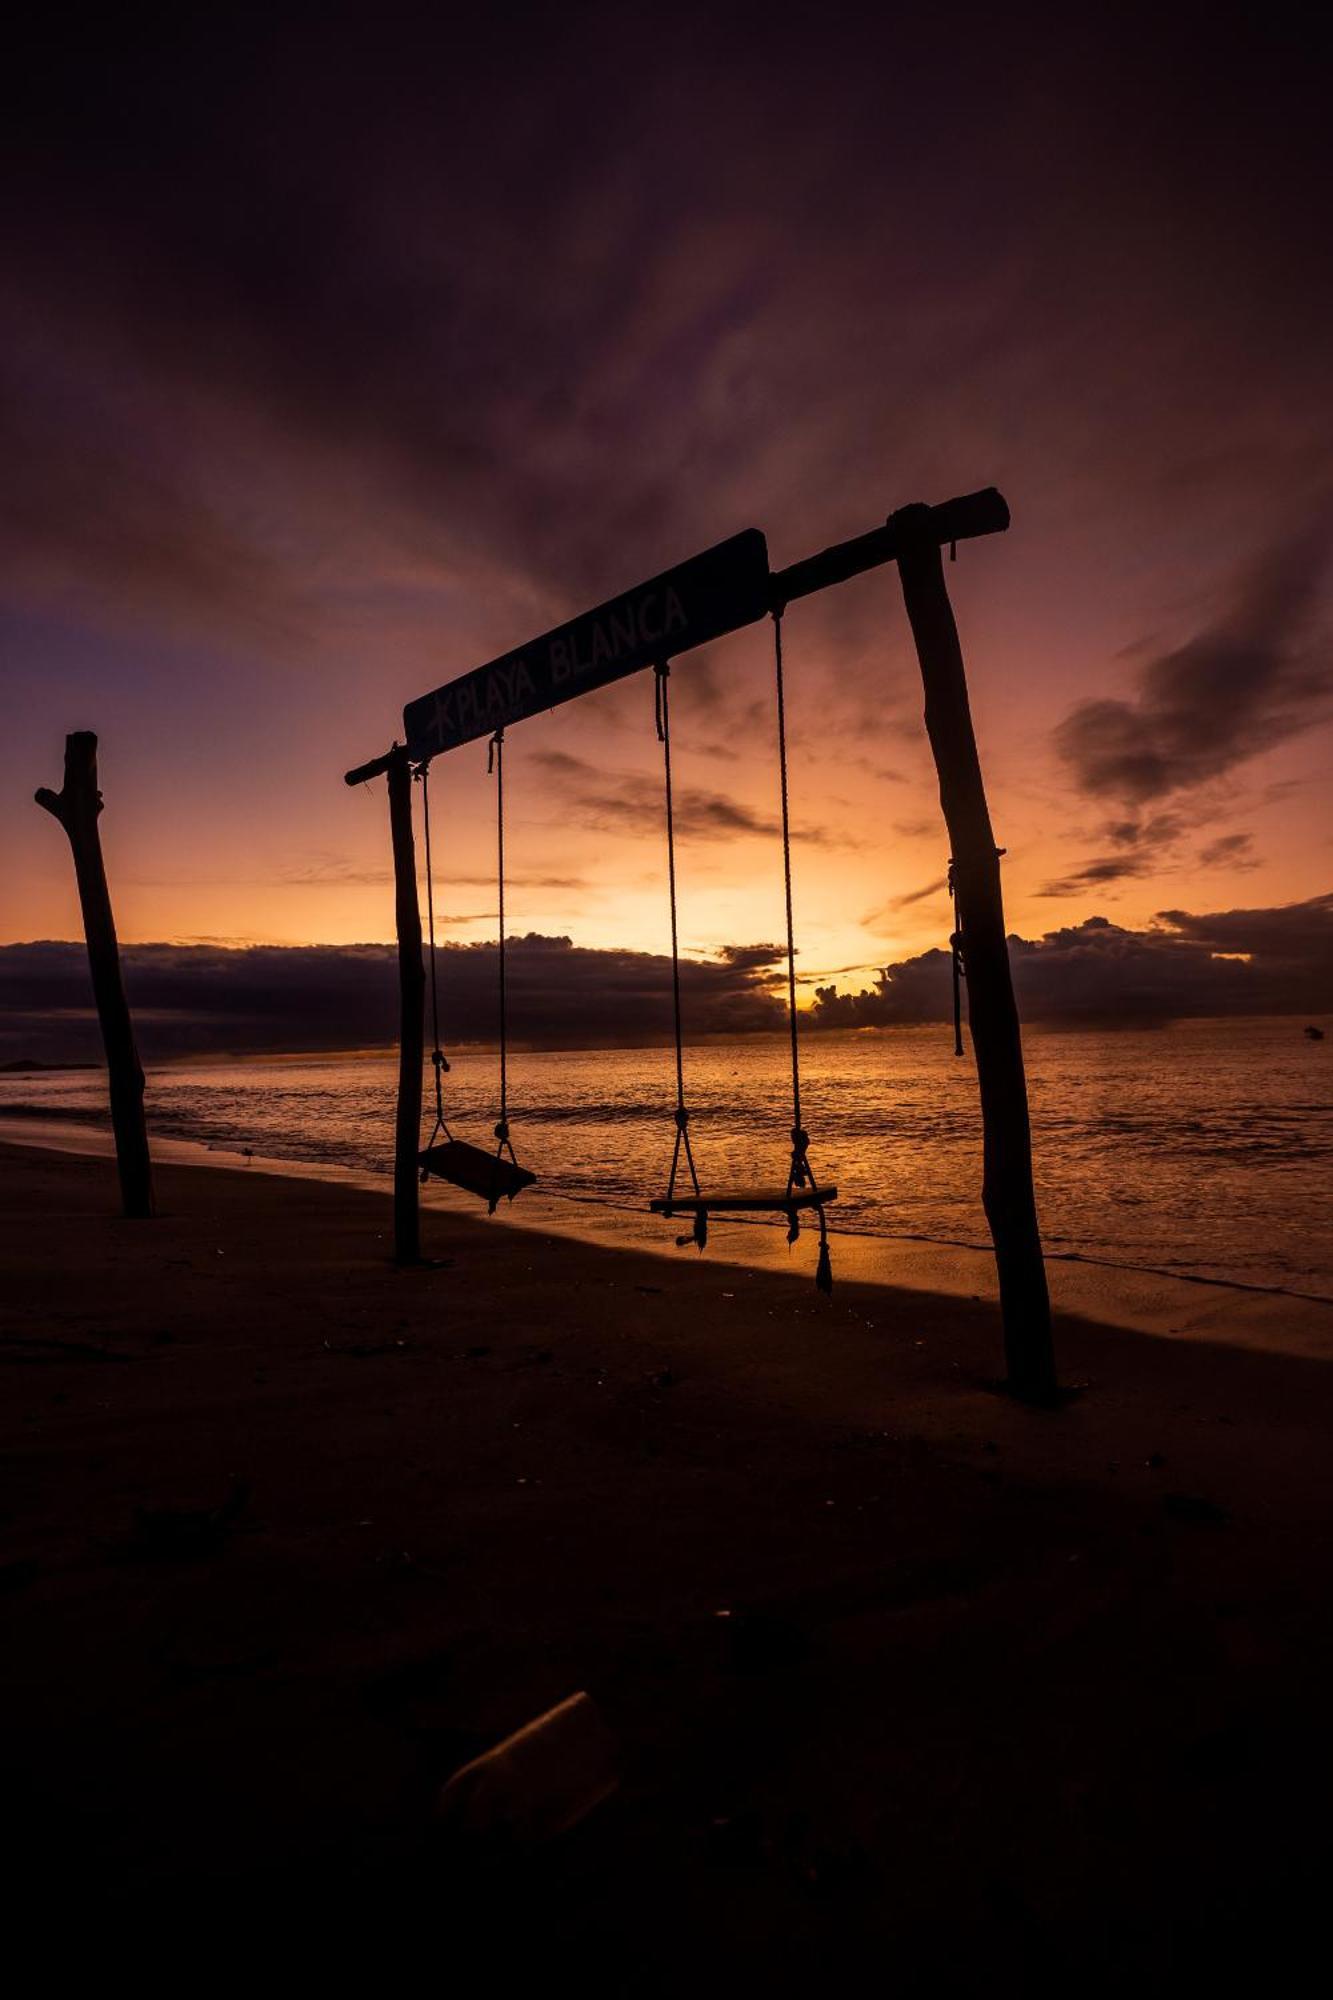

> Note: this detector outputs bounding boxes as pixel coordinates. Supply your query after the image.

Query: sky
[2,3,1330,1049]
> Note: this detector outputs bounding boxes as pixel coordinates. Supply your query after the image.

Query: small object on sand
[1304,1024,1324,1041]
[436,1691,617,1846]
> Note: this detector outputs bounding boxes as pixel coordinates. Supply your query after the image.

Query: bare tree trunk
[35,732,154,1219]
[387,746,424,1266]
[892,514,1056,1401]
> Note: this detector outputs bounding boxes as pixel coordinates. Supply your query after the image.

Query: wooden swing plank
[419,1140,536,1203]
[651,1185,836,1215]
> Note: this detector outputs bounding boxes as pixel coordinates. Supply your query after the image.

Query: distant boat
[1305,1025,1325,1041]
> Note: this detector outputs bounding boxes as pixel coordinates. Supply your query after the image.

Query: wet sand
[4,1139,1332,1988]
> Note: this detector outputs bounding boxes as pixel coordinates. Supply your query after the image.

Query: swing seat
[651,1184,836,1216]
[418,1140,536,1206]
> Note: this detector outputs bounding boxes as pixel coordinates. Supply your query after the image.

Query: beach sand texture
[3,1140,1332,1986]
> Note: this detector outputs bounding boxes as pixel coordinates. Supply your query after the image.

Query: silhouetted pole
[891,507,1056,1401]
[346,743,423,1265]
[35,732,154,1219]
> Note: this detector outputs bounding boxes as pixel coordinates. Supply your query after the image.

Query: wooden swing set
[345,487,1058,1401]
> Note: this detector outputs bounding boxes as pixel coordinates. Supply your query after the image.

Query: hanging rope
[947,858,964,1058]
[418,762,453,1149]
[946,847,1006,1058]
[648,633,832,1291]
[655,663,703,1243]
[488,729,518,1188]
[773,609,803,1141]
[772,608,831,1293]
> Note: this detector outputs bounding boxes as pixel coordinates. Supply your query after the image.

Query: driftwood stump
[36,732,154,1219]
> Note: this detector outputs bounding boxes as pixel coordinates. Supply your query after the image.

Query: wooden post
[347,748,420,1269]
[891,508,1057,1401]
[385,747,425,1266]
[35,732,154,1219]
[346,744,424,1264]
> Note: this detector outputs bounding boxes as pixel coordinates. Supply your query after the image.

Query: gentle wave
[2,1016,1329,1298]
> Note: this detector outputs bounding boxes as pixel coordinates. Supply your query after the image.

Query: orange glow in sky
[2,8,1329,1005]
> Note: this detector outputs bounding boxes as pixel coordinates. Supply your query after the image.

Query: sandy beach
[4,1138,1332,1986]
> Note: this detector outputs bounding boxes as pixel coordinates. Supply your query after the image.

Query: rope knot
[674,1106,689,1131]
[494,1119,509,1142]
[790,1126,809,1152]
[432,1048,450,1075]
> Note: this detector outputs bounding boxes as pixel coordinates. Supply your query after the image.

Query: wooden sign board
[403,528,771,760]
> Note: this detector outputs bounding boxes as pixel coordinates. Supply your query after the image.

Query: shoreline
[6,1113,1331,1359]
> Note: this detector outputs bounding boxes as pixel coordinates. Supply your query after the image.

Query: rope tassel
[815,1235,833,1295]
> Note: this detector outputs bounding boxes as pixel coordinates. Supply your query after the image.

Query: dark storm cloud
[1037,808,1254,900]
[5,4,1330,650]
[809,893,1333,1028]
[893,877,949,910]
[1197,832,1259,871]
[1039,852,1156,898]
[0,935,784,1063]
[5,894,1327,1063]
[858,878,950,930]
[1155,894,1333,965]
[714,943,783,973]
[1055,525,1331,804]
[529,749,839,845]
[1104,812,1186,850]
[2,7,835,623]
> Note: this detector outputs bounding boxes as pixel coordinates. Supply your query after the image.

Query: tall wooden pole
[35,732,154,1219]
[346,743,424,1264]
[387,746,424,1265]
[891,508,1057,1401]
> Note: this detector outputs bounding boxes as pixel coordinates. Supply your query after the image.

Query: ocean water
[3,1016,1330,1300]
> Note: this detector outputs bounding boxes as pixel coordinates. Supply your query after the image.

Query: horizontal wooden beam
[769,486,1009,610]
[344,744,403,787]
